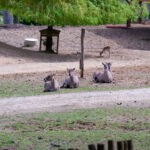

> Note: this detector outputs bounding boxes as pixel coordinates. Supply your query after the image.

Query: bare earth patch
[0,24,150,75]
[0,24,150,114]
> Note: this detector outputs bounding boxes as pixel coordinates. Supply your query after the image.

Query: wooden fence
[59,140,134,150]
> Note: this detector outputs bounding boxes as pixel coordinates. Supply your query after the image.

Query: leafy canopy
[0,0,148,26]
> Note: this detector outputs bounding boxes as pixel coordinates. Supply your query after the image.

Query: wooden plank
[80,28,85,78]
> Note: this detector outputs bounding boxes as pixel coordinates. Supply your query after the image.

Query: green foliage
[0,0,148,25]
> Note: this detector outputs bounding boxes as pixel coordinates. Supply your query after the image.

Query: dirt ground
[1,88,150,115]
[0,24,150,88]
[1,65,150,90]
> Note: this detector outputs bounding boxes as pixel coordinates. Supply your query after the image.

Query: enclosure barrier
[58,140,134,150]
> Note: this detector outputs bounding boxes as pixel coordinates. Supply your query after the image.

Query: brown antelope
[61,68,79,88]
[93,62,113,83]
[100,46,110,58]
[44,74,60,92]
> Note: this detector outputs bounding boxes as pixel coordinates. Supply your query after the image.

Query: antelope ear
[52,73,56,77]
[102,62,105,66]
[107,62,112,66]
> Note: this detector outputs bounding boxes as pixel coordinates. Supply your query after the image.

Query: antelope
[100,46,110,58]
[43,74,60,92]
[93,62,113,83]
[61,68,79,88]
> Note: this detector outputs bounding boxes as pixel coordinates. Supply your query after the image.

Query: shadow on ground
[88,26,150,51]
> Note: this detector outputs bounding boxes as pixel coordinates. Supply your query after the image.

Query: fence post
[80,28,85,78]
[88,144,97,150]
[117,141,124,150]
[123,141,128,150]
[108,140,114,150]
[127,140,133,150]
[68,149,80,150]
[97,143,105,150]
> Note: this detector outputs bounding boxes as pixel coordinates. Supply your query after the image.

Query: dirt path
[1,88,150,115]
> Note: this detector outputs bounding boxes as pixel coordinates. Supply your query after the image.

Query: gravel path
[1,88,150,115]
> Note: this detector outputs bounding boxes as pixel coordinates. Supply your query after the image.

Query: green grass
[0,108,150,150]
[0,80,150,99]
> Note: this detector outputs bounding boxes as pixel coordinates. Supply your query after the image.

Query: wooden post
[57,35,59,54]
[97,143,105,150]
[138,1,143,24]
[39,34,42,51]
[80,29,85,78]
[108,140,114,150]
[68,149,80,150]
[123,141,128,150]
[127,140,133,150]
[88,144,96,150]
[117,141,124,150]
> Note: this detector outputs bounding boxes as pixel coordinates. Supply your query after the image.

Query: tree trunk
[46,26,55,53]
[3,10,14,24]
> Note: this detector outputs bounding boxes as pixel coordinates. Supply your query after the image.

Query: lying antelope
[44,74,60,92]
[93,62,113,83]
[61,68,79,88]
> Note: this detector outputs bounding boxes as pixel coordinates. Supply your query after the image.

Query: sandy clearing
[1,24,150,75]
[0,88,150,116]
[0,57,148,75]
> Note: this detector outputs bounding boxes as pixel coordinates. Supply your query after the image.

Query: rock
[24,38,38,47]
[38,136,43,140]
[117,102,122,105]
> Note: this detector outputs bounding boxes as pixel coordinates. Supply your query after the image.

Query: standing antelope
[44,74,60,92]
[100,46,111,58]
[61,68,79,88]
[93,62,113,83]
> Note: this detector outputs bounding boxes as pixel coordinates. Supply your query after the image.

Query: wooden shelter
[39,28,60,54]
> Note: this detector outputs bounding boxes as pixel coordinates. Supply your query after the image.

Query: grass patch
[0,108,150,149]
[0,79,150,99]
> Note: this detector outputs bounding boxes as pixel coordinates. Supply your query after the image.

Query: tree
[0,0,147,53]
